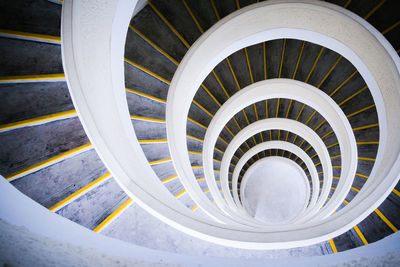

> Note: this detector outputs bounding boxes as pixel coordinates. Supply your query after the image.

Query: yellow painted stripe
[382,21,400,35]
[125,58,170,84]
[0,110,76,132]
[321,130,333,139]
[356,173,369,179]
[130,115,165,123]
[182,0,204,33]
[244,48,254,84]
[162,174,178,183]
[5,143,92,181]
[347,104,375,118]
[295,104,305,121]
[232,117,242,131]
[344,199,349,204]
[305,47,324,83]
[292,41,305,79]
[329,70,358,97]
[284,130,291,145]
[353,225,368,245]
[147,0,190,48]
[175,189,186,198]
[357,141,379,145]
[333,176,340,179]
[275,98,280,118]
[196,177,205,181]
[329,239,338,253]
[210,0,221,20]
[242,112,253,143]
[305,110,317,125]
[93,198,133,232]
[263,42,268,80]
[331,155,341,159]
[215,146,224,154]
[327,142,339,149]
[129,25,179,65]
[314,119,326,131]
[0,29,61,43]
[189,151,202,156]
[358,157,375,162]
[193,100,214,118]
[375,209,398,232]
[149,158,171,165]
[343,0,352,8]
[138,139,167,144]
[364,0,386,20]
[212,70,230,98]
[188,117,207,129]
[339,86,368,106]
[192,204,199,211]
[187,135,203,142]
[353,123,379,131]
[285,100,293,119]
[226,57,241,91]
[351,186,360,192]
[126,88,166,103]
[299,139,305,148]
[235,0,240,9]
[278,39,286,78]
[392,189,400,198]
[0,73,65,83]
[191,166,203,169]
[317,56,342,88]
[49,172,111,211]
[332,166,341,169]
[203,189,210,193]
[224,125,235,137]
[201,84,221,106]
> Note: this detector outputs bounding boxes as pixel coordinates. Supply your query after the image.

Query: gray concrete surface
[0,38,62,76]
[12,149,107,208]
[0,117,88,177]
[0,81,73,125]
[103,202,331,259]
[57,178,128,230]
[0,0,61,36]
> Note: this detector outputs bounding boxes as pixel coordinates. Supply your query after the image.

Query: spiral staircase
[1,0,400,264]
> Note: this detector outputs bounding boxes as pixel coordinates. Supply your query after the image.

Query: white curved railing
[62,0,400,249]
[203,80,356,221]
[233,142,313,221]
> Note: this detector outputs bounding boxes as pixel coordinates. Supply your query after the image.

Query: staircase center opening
[242,157,307,225]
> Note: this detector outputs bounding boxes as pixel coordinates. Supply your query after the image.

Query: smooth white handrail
[233,142,314,222]
[63,0,400,248]
[202,80,356,222]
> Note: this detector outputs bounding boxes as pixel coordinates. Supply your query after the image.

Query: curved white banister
[219,118,333,222]
[233,142,314,222]
[63,0,400,249]
[202,80,356,221]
